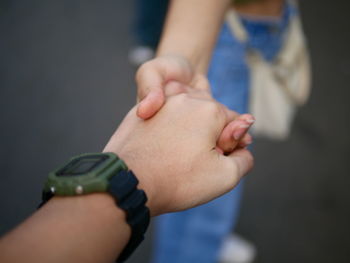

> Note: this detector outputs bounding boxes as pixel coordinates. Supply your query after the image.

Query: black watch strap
[108,170,150,262]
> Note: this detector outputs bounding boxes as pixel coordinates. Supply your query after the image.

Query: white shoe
[128,46,155,67]
[219,234,257,263]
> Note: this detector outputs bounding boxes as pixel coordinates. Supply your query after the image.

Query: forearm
[157,0,231,73]
[0,92,255,262]
[0,194,130,263]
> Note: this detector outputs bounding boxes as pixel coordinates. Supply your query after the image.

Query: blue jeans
[152,3,295,262]
[152,24,249,263]
[132,0,169,48]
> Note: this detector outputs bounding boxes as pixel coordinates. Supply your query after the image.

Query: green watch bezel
[44,152,128,196]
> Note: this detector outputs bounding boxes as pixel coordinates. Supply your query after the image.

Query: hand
[163,80,255,153]
[136,54,207,119]
[136,56,254,153]
[103,92,254,216]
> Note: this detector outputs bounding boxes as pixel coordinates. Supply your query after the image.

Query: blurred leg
[151,23,249,263]
[151,1,299,262]
[132,0,169,49]
[153,183,244,263]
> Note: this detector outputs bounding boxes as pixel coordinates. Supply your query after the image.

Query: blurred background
[0,0,349,262]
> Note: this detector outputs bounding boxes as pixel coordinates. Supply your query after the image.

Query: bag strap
[225,8,248,43]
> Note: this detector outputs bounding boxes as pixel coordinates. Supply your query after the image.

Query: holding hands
[104,55,255,215]
[0,2,256,262]
[136,54,254,154]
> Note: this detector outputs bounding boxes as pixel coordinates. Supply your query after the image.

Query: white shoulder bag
[226,5,312,140]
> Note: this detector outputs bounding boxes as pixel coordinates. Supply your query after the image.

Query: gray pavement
[0,1,349,263]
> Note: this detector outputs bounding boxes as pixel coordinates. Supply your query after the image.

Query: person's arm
[134,0,255,153]
[157,0,231,73]
[0,91,253,263]
[136,0,231,119]
[0,194,130,263]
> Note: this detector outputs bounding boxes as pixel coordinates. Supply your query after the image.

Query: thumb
[136,89,165,119]
[135,56,194,119]
[135,63,166,119]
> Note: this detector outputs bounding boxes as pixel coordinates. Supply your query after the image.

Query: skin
[136,56,254,153]
[0,1,286,262]
[135,0,249,153]
[136,0,233,118]
[135,0,284,152]
[0,91,253,263]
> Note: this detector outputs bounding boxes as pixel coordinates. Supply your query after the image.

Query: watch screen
[57,155,109,177]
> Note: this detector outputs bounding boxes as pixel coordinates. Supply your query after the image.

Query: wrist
[35,193,131,263]
[40,152,150,262]
[48,193,125,217]
[155,52,198,75]
[46,193,130,236]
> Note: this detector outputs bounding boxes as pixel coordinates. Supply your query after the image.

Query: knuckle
[173,92,190,103]
[203,101,224,119]
[135,59,158,81]
[135,61,151,82]
[167,93,191,109]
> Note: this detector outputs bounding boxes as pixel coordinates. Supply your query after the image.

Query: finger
[210,104,248,143]
[136,61,165,101]
[135,57,193,118]
[136,89,165,119]
[217,119,253,154]
[238,133,253,148]
[136,57,194,99]
[217,114,255,154]
[226,148,254,180]
[237,113,255,124]
[135,62,166,119]
[209,148,254,197]
[233,114,255,146]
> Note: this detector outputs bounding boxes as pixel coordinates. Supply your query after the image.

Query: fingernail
[232,124,251,140]
[243,115,255,124]
[245,118,255,124]
[245,138,253,145]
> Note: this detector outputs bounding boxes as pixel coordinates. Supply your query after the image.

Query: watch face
[57,154,109,177]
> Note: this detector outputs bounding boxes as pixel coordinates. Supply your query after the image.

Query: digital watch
[39,152,150,262]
